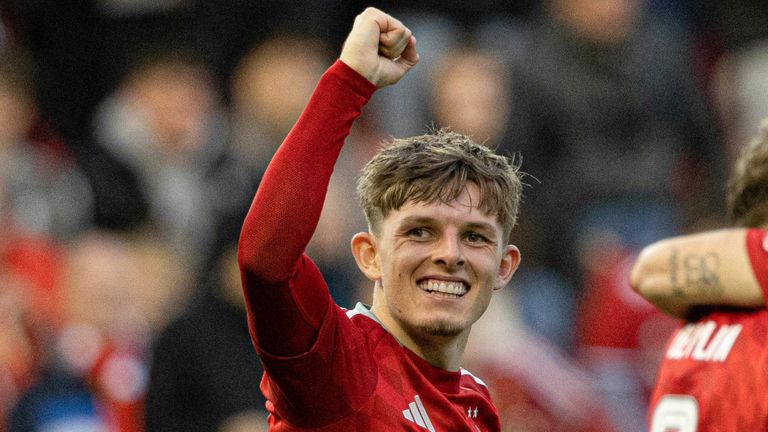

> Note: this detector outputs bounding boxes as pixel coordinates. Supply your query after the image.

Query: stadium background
[0,0,767,430]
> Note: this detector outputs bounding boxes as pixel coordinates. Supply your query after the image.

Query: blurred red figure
[0,235,62,431]
[576,238,677,431]
[0,48,95,430]
[8,230,187,432]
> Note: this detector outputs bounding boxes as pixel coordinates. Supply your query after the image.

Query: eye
[465,232,489,244]
[407,227,430,239]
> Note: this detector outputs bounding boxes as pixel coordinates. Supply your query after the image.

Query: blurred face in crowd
[124,60,215,154]
[63,233,138,336]
[431,51,510,146]
[552,0,645,44]
[62,232,187,339]
[231,36,328,138]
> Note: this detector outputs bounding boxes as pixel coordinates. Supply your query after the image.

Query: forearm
[630,228,766,319]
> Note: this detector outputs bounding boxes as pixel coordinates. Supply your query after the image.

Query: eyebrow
[398,216,498,234]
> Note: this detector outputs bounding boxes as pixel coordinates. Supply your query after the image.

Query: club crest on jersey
[666,321,742,362]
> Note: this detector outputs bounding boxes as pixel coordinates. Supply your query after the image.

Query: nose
[432,234,465,268]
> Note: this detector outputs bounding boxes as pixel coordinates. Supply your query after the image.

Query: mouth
[417,278,469,299]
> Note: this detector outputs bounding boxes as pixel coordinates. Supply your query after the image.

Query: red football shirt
[238,60,500,431]
[648,229,768,432]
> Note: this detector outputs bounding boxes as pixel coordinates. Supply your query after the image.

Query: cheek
[469,250,501,275]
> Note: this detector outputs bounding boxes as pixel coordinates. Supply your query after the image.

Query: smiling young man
[237,7,522,431]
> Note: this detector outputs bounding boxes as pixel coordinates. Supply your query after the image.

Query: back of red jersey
[648,309,768,432]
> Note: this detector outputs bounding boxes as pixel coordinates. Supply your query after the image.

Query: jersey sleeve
[237,61,381,426]
[237,60,376,357]
[746,228,768,300]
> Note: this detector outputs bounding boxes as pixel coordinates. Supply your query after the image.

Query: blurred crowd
[0,0,767,431]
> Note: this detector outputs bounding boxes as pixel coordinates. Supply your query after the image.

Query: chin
[417,320,466,338]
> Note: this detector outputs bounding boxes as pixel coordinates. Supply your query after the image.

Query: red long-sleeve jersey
[648,229,768,432]
[238,60,500,431]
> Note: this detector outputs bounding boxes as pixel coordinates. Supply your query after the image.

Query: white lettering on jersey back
[666,321,742,362]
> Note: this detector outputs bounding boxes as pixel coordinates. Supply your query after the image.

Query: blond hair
[357,129,523,239]
[727,119,768,227]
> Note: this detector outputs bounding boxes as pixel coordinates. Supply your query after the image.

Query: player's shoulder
[458,368,492,399]
[343,303,390,337]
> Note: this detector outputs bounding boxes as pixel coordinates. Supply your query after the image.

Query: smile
[418,279,468,298]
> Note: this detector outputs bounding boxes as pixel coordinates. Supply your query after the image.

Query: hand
[340,7,419,88]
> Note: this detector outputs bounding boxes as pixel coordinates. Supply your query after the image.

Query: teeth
[420,280,467,296]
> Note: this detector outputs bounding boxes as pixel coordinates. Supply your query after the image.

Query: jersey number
[650,395,699,432]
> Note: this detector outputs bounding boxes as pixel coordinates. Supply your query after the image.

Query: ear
[351,232,381,281]
[494,244,521,290]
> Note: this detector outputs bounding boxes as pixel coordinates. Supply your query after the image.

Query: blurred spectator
[503,0,727,289]
[0,50,94,240]
[8,230,187,432]
[575,239,677,431]
[428,47,511,146]
[229,35,331,173]
[145,236,267,432]
[91,49,252,275]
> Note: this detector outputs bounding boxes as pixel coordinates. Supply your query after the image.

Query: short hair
[357,129,523,240]
[727,119,768,227]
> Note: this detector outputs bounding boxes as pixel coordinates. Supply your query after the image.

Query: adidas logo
[402,395,436,432]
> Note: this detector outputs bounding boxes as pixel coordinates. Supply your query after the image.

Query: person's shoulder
[458,368,492,398]
[344,304,390,340]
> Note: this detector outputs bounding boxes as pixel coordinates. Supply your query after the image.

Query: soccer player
[630,120,768,432]
[237,7,523,431]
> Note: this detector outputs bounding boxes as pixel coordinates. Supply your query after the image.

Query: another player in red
[630,121,768,432]
[237,8,523,431]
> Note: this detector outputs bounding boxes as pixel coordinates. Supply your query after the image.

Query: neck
[370,303,469,371]
[405,331,469,371]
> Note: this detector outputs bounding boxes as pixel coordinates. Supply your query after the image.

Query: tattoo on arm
[669,248,723,298]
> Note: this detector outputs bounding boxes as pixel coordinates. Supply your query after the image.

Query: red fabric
[238,60,375,357]
[87,344,146,432]
[2,234,63,327]
[261,307,500,431]
[648,309,768,431]
[577,250,674,350]
[746,229,768,300]
[648,229,768,431]
[0,233,63,429]
[238,61,501,430]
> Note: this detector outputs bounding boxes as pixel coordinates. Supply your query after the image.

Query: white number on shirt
[650,395,699,432]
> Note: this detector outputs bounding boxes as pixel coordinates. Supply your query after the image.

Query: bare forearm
[630,229,765,318]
